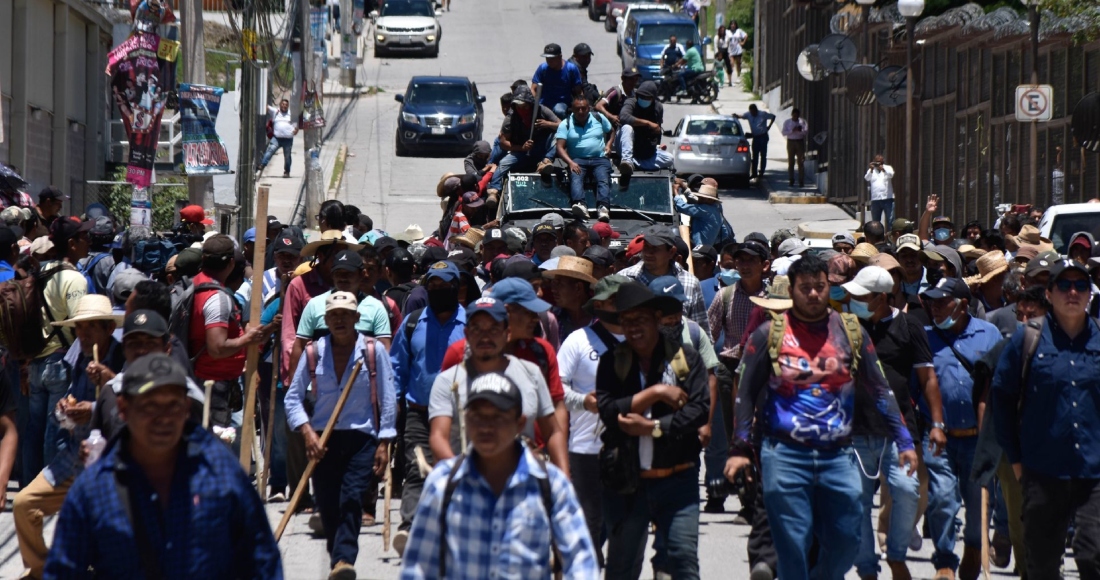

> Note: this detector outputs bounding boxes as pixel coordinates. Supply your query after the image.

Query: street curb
[769,193,828,204]
[327,144,349,200]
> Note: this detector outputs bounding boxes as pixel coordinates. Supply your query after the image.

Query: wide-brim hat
[301,229,363,258]
[694,184,720,202]
[436,173,462,198]
[749,275,792,311]
[975,251,1009,284]
[394,224,429,243]
[957,244,987,261]
[451,227,484,250]
[52,294,123,327]
[850,242,879,264]
[542,255,597,285]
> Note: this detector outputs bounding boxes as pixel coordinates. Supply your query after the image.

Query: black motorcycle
[655,65,719,105]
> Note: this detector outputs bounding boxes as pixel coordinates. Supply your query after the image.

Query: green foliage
[726,0,754,55]
[102,166,189,232]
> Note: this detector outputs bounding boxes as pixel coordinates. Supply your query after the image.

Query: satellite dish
[797,44,828,81]
[845,65,878,106]
[873,65,907,108]
[817,34,858,73]
[1071,92,1100,152]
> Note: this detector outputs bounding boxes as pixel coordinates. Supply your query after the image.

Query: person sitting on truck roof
[617,81,674,189]
[555,95,615,223]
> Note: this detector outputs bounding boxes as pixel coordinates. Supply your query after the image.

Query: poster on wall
[179,83,231,175]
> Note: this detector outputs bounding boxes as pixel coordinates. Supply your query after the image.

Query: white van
[1038,203,1100,255]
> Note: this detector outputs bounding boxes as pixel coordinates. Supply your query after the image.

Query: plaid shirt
[400,443,599,579]
[44,423,283,580]
[707,281,767,360]
[0,189,34,211]
[618,262,709,331]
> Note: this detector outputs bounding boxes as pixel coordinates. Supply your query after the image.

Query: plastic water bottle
[85,429,107,467]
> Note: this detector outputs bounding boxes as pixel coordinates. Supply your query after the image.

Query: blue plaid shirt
[44,423,283,579]
[400,443,599,579]
[619,261,709,330]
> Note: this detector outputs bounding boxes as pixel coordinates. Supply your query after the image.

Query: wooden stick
[239,186,271,471]
[528,83,543,143]
[382,442,393,552]
[274,359,364,543]
[981,486,991,580]
[92,344,100,400]
[202,380,214,429]
[413,446,431,478]
[679,224,695,276]
[451,379,466,451]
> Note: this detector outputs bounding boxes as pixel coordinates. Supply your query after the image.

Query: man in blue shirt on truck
[532,43,583,119]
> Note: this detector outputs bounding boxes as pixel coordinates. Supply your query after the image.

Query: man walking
[866,154,896,225]
[259,99,298,178]
[555,95,614,222]
[781,109,809,187]
[992,259,1100,579]
[737,105,775,180]
[725,254,918,580]
[619,225,708,329]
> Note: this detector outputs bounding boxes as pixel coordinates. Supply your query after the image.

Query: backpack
[0,264,69,360]
[168,281,240,363]
[79,252,111,295]
[403,307,426,344]
[438,442,562,579]
[764,310,863,377]
[384,281,418,314]
[132,237,177,275]
[303,338,379,413]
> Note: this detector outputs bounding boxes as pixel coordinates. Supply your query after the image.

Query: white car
[373,0,442,58]
[1038,203,1100,254]
[664,114,752,186]
[616,3,674,56]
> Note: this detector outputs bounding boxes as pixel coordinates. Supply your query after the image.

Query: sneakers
[572,202,589,219]
[750,562,774,580]
[618,161,633,190]
[536,158,554,183]
[283,171,290,178]
[703,497,726,513]
[991,530,1012,568]
[267,491,287,503]
[909,526,923,551]
[308,513,325,535]
[887,560,913,580]
[933,568,955,580]
[597,205,610,222]
[393,529,409,557]
[328,561,356,580]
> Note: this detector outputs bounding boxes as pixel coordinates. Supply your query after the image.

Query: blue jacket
[992,314,1100,479]
[674,195,723,247]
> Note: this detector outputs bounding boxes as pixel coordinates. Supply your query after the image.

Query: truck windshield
[508,174,673,214]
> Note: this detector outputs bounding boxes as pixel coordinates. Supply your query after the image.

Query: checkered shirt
[400,444,599,579]
[707,281,767,360]
[618,262,709,331]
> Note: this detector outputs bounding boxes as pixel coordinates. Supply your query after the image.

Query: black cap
[734,241,769,261]
[122,353,188,397]
[640,225,676,247]
[419,246,450,272]
[175,248,202,276]
[386,247,415,269]
[920,277,972,301]
[532,222,557,239]
[573,42,593,56]
[635,81,658,99]
[502,258,541,281]
[266,215,283,230]
[582,245,615,268]
[123,309,169,339]
[465,372,524,412]
[272,234,303,256]
[49,217,94,244]
[446,246,479,271]
[374,236,399,253]
[744,232,769,246]
[613,280,682,318]
[621,66,642,78]
[202,234,236,257]
[691,244,717,262]
[541,43,563,58]
[0,226,21,248]
[39,187,68,203]
[1048,258,1090,282]
[671,236,688,260]
[331,249,364,272]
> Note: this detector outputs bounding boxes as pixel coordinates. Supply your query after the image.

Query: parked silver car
[664,114,751,186]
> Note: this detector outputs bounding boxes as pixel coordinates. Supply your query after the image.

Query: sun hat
[542,255,597,285]
[393,224,428,243]
[450,227,484,251]
[868,253,902,273]
[850,242,879,264]
[975,251,1009,284]
[694,184,720,203]
[301,229,363,258]
[749,275,793,311]
[51,295,123,327]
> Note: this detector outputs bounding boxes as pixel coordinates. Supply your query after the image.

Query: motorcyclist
[674,39,705,96]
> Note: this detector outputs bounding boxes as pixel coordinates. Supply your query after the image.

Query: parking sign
[1015,85,1053,122]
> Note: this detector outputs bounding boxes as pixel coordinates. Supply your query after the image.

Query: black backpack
[168,281,240,363]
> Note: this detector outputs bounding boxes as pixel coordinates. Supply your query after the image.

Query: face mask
[848,299,873,320]
[934,299,960,330]
[637,98,653,108]
[717,267,741,286]
[829,286,847,301]
[660,322,685,344]
[925,265,944,288]
[427,286,459,313]
[933,228,951,242]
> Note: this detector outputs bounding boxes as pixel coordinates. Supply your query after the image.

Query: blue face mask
[848,299,874,320]
[829,286,847,301]
[717,267,741,286]
[637,98,653,108]
[934,299,960,330]
[933,228,951,242]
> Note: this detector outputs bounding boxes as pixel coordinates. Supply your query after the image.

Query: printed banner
[106,32,179,188]
[310,8,327,54]
[179,83,231,175]
[131,186,151,229]
[302,83,326,129]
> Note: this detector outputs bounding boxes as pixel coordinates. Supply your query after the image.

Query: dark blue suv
[395,76,485,156]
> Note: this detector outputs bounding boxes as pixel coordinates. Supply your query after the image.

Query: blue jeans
[760,438,863,580]
[487,133,557,191]
[604,467,700,579]
[551,102,570,119]
[489,136,505,165]
[313,430,377,567]
[704,404,729,493]
[750,135,769,176]
[679,69,701,94]
[870,198,895,226]
[923,431,981,571]
[619,125,674,171]
[19,352,69,485]
[853,435,920,575]
[261,136,294,173]
[570,157,612,208]
[258,361,288,491]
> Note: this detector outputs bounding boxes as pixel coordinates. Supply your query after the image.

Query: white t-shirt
[268,107,296,139]
[729,28,748,56]
[865,164,896,200]
[428,356,555,453]
[557,326,624,455]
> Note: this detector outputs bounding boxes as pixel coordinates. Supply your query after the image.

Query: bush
[102,166,190,232]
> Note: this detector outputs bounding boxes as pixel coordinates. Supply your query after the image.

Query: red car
[582,0,612,22]
[603,0,676,31]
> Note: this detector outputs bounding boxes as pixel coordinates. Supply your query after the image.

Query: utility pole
[182,0,211,208]
[340,0,355,87]
[300,0,322,227]
[235,2,258,236]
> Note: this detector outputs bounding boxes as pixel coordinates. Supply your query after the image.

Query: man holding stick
[285,291,396,580]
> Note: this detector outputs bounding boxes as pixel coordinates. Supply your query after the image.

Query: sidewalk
[256,131,343,233]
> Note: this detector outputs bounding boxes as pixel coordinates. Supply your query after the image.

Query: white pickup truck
[1038,203,1100,255]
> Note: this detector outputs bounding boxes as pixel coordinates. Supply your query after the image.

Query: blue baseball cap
[109,232,125,249]
[648,275,686,303]
[425,260,461,283]
[243,227,256,243]
[467,297,509,322]
[920,277,972,301]
[488,278,550,313]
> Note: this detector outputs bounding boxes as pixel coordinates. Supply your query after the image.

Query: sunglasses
[1054,278,1090,293]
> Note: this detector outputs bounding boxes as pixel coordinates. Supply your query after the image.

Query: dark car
[395,76,485,156]
[621,12,701,80]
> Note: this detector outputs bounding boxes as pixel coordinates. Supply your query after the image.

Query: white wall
[67,12,88,124]
[26,0,55,109]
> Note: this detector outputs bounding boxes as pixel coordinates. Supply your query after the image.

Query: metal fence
[756,0,1100,226]
[85,180,190,232]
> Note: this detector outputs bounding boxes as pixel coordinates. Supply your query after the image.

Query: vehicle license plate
[431,127,445,135]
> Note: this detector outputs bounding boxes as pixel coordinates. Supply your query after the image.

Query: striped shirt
[707,281,767,360]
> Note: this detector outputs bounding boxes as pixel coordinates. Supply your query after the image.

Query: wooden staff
[258,335,281,500]
[528,83,543,143]
[981,486,991,579]
[274,359,364,543]
[92,344,100,399]
[382,442,393,551]
[202,380,214,429]
[451,378,467,451]
[679,224,695,275]
[239,186,271,471]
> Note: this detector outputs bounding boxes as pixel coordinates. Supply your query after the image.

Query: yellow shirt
[37,263,87,358]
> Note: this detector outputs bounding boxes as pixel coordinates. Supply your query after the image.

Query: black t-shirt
[500,106,560,148]
[855,310,931,441]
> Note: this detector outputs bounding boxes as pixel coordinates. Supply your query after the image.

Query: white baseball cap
[841,266,895,296]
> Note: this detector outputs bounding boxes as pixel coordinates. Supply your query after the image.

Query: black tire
[588,0,600,21]
[395,131,409,157]
[616,42,621,56]
[429,43,439,58]
[697,84,718,105]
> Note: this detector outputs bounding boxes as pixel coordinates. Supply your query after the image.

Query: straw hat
[52,295,123,327]
[541,255,597,285]
[451,227,484,250]
[301,229,363,258]
[436,172,462,198]
[850,242,879,264]
[975,251,1009,285]
[394,224,428,243]
[957,244,987,261]
[694,184,720,203]
[868,253,902,273]
[1008,224,1054,253]
[750,275,793,311]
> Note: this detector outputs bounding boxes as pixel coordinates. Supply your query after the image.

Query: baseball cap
[622,66,642,78]
[272,235,303,256]
[266,215,283,230]
[89,216,115,238]
[1048,258,1090,283]
[582,245,615,268]
[635,81,658,99]
[419,246,450,272]
[386,247,415,269]
[588,274,632,303]
[743,232,769,247]
[592,222,620,240]
[541,43,563,58]
[467,296,509,322]
[532,222,558,239]
[84,202,108,220]
[895,234,923,253]
[892,218,913,233]
[0,226,20,248]
[174,247,202,276]
[1024,254,1058,279]
[488,278,551,313]
[573,42,593,56]
[112,268,148,304]
[691,244,717,262]
[202,234,236,257]
[641,225,676,247]
[540,213,566,231]
[550,246,575,259]
[842,266,895,296]
[464,372,523,413]
[502,257,540,281]
[932,215,953,227]
[49,217,94,244]
[920,277,972,301]
[777,238,808,257]
[625,235,645,260]
[446,246,479,271]
[648,275,686,303]
[868,253,902,273]
[123,309,169,339]
[179,204,213,225]
[504,228,527,254]
[325,290,359,313]
[331,249,364,272]
[1070,233,1093,251]
[831,232,856,247]
[483,227,506,245]
[425,260,461,282]
[0,206,29,226]
[122,353,188,397]
[38,187,69,203]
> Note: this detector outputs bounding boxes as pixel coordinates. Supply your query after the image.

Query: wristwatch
[932,422,946,431]
[651,421,664,439]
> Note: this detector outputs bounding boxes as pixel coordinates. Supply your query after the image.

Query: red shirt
[441,337,564,403]
[190,272,245,381]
